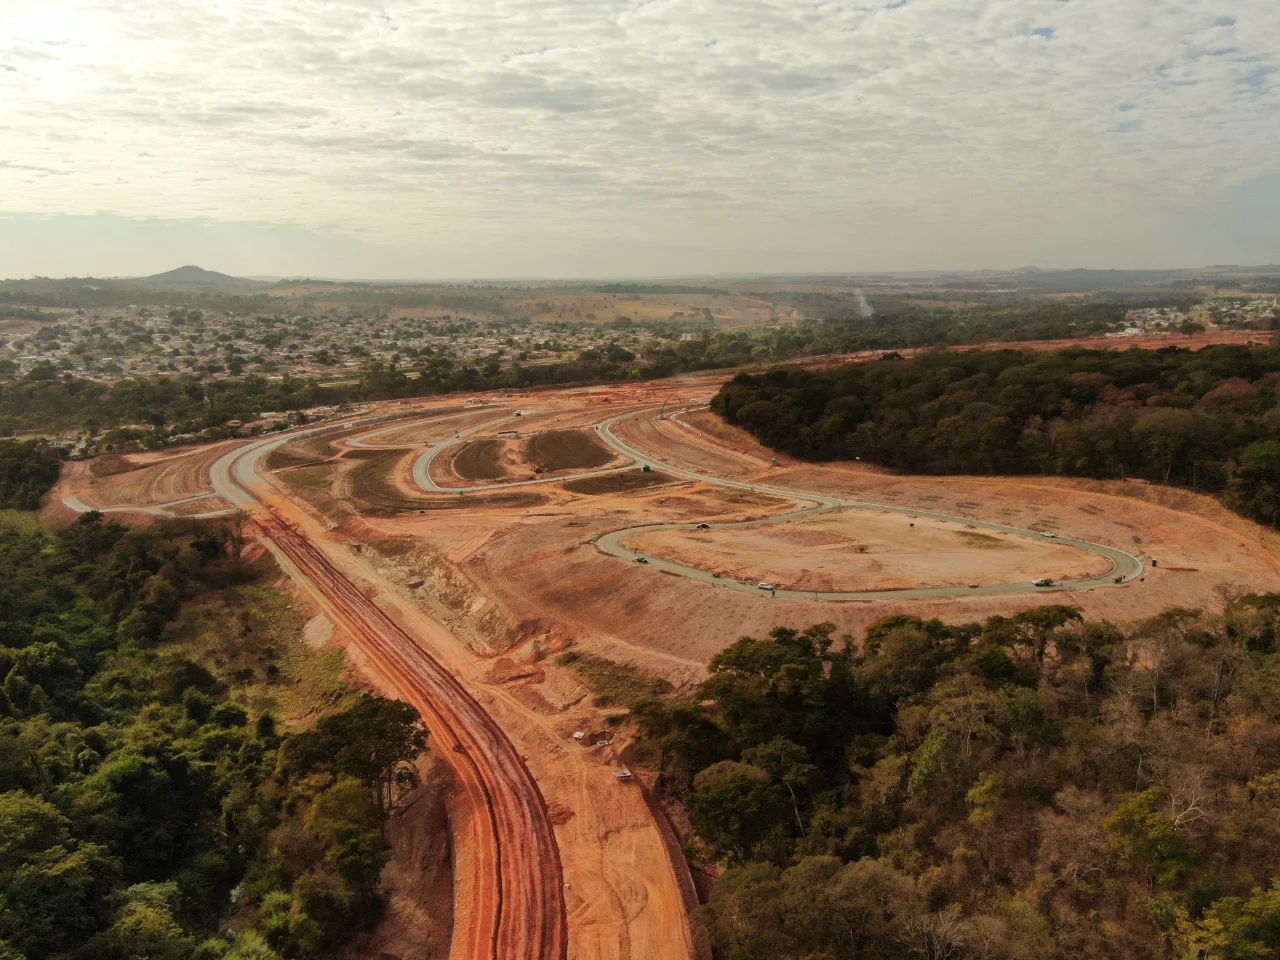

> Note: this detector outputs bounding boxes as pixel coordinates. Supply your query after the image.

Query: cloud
[1,0,1278,276]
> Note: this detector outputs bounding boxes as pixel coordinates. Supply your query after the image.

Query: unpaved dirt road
[208,420,569,960]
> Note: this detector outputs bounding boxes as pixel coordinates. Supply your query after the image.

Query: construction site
[50,366,1280,960]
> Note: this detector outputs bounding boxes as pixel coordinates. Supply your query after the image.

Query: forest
[0,440,60,510]
[633,604,1280,960]
[712,344,1280,527]
[0,510,429,960]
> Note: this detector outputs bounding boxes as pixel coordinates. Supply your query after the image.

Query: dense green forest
[0,511,429,959]
[713,344,1280,526]
[0,440,60,509]
[634,606,1280,960]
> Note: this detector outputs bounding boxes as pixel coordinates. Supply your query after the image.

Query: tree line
[0,512,429,960]
[712,343,1280,527]
[630,601,1280,960]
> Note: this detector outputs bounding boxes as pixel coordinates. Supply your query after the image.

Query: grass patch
[164,578,356,730]
[0,508,43,534]
[955,531,1015,550]
[557,650,672,709]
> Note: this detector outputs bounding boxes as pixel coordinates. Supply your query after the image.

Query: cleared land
[527,429,614,472]
[563,471,676,495]
[615,415,767,477]
[452,438,509,481]
[625,511,1114,592]
[57,440,242,508]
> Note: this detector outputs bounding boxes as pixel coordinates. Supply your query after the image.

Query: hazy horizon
[3,1,1278,279]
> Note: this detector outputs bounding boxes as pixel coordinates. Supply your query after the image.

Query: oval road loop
[592,408,1144,601]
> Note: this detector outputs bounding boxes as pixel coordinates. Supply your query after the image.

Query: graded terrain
[53,363,1280,960]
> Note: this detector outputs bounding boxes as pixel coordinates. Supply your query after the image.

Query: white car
[1042,532,1058,538]
[758,582,775,591]
[1032,578,1055,587]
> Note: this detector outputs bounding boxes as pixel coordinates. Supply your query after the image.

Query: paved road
[593,409,1145,601]
[62,491,236,520]
[346,409,483,449]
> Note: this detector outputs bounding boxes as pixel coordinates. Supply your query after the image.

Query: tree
[1228,441,1280,526]
[282,695,428,815]
[1103,788,1194,887]
[1177,881,1280,960]
[0,791,119,957]
[741,738,818,836]
[690,761,791,863]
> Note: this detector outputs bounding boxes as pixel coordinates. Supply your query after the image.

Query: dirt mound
[563,471,678,495]
[90,453,139,477]
[267,437,337,470]
[452,439,506,481]
[527,429,614,472]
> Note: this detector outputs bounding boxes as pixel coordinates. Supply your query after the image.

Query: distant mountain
[142,265,260,286]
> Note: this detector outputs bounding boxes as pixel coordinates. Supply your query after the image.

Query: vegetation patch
[556,650,672,709]
[631,601,1280,960]
[0,513,436,959]
[0,437,60,509]
[166,582,355,728]
[563,470,676,495]
[954,530,1014,549]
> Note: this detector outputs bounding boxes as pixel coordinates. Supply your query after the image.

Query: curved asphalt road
[345,409,486,449]
[409,408,644,493]
[592,409,1145,601]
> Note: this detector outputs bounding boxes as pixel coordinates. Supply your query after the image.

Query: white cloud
[0,0,1278,276]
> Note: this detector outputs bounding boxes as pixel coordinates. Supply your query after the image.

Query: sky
[1,0,1278,280]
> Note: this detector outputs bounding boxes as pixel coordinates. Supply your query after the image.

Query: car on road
[635,557,649,564]
[1032,577,1055,587]
[1042,532,1058,538]
[696,522,710,529]
[758,582,775,590]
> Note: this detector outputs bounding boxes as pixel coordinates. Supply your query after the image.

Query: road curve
[594,409,1145,601]
[407,408,644,493]
[345,409,485,449]
[206,417,569,960]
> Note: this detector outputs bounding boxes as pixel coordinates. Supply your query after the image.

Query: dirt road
[260,518,567,960]
[210,419,569,960]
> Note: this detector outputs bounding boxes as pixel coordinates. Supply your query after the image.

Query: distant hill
[143,266,261,286]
